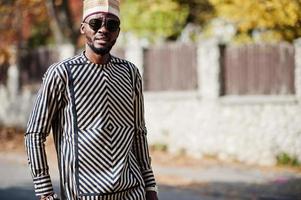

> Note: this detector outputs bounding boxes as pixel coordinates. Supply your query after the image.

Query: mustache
[95,32,109,38]
[85,33,110,42]
[94,36,109,41]
[93,34,110,41]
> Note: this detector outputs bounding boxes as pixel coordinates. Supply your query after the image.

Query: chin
[94,47,111,55]
[94,42,107,48]
[88,43,112,55]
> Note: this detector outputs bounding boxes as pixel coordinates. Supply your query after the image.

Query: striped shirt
[25,53,157,200]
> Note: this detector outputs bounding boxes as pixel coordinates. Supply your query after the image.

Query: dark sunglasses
[84,18,120,32]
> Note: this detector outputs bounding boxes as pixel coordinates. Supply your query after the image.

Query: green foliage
[27,21,53,48]
[120,0,189,42]
[276,152,300,167]
[209,0,301,43]
[177,0,215,25]
[151,143,168,152]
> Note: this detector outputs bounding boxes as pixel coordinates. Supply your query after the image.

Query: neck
[85,45,110,64]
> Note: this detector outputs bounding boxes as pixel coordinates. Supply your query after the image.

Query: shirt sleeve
[24,67,63,196]
[132,70,157,191]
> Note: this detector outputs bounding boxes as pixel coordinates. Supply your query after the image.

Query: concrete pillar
[7,47,19,98]
[58,43,75,60]
[294,39,301,100]
[124,34,144,76]
[7,64,19,98]
[197,39,221,100]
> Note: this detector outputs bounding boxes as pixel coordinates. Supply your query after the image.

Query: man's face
[81,13,120,55]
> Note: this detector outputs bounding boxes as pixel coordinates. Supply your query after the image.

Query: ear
[116,27,120,37]
[80,23,85,34]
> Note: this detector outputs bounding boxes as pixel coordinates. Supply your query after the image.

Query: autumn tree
[209,0,301,43]
[0,0,50,48]
[120,0,189,41]
[176,0,215,26]
[0,0,84,49]
[46,0,83,46]
[0,0,51,77]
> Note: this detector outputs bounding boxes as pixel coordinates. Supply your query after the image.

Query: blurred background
[1,0,301,199]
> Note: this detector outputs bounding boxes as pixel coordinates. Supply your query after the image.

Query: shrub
[276,152,300,167]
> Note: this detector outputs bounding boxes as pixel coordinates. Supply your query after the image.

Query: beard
[87,39,117,56]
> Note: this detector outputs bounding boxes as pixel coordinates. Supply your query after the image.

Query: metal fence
[143,43,198,91]
[15,42,296,95]
[18,47,59,86]
[220,43,295,95]
[0,63,9,86]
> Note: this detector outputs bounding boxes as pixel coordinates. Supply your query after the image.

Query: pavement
[1,151,301,200]
[0,152,206,200]
[153,162,301,200]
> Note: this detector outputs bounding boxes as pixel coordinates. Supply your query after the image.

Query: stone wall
[0,44,74,128]
[0,85,35,128]
[144,39,301,166]
[1,41,301,166]
[145,93,301,166]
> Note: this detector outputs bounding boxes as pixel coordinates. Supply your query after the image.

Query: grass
[151,143,168,152]
[276,152,300,167]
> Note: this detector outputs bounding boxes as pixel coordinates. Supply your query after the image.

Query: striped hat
[83,0,120,21]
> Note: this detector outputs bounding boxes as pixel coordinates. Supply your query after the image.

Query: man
[25,0,158,199]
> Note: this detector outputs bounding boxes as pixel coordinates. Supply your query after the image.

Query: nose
[97,22,108,33]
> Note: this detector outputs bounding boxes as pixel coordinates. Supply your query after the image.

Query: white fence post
[7,46,19,98]
[124,34,144,76]
[197,39,221,100]
[7,64,19,98]
[294,39,301,100]
[58,43,75,60]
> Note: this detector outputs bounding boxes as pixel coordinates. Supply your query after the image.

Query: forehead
[85,12,120,21]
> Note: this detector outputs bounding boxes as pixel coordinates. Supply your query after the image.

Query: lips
[95,34,110,40]
[95,37,107,41]
[95,36,109,45]
[95,37,109,45]
[96,36,108,40]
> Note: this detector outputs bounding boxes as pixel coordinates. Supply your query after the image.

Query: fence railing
[14,41,296,96]
[143,43,198,91]
[0,63,9,86]
[18,47,59,86]
[220,43,295,95]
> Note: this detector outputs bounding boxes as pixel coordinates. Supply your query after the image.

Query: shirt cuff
[146,185,159,193]
[33,175,54,196]
[141,168,156,188]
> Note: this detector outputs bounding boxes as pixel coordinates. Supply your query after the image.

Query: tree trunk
[45,0,65,45]
[62,0,80,47]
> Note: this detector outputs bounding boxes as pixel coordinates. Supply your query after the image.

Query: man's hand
[146,191,158,200]
[39,193,59,200]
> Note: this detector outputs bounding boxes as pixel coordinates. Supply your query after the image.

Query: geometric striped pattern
[25,53,156,200]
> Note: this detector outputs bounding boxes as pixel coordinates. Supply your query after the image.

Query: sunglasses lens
[87,18,120,32]
[106,19,120,32]
[88,19,103,31]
